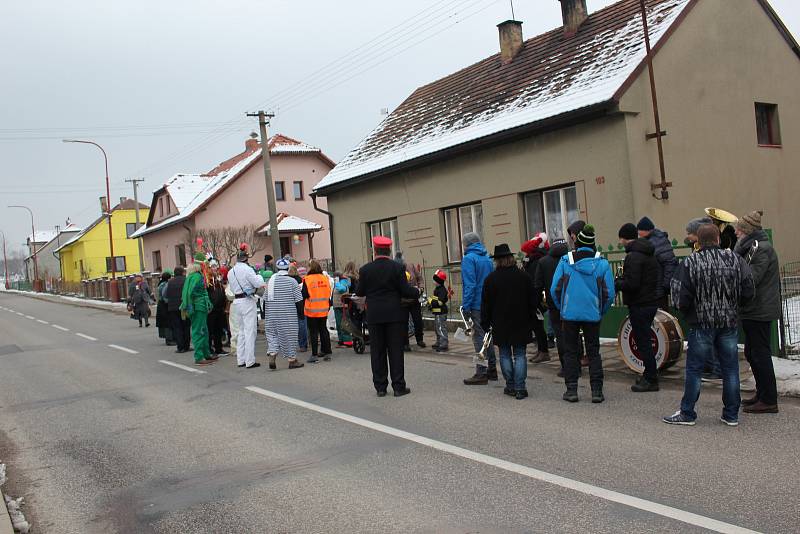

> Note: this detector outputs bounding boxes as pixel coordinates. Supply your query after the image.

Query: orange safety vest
[304,274,331,318]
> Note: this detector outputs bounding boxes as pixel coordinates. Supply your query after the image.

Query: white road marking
[75,333,98,341]
[36,319,49,324]
[109,344,138,354]
[51,324,69,331]
[158,360,207,374]
[15,312,24,316]
[245,386,758,534]
[25,315,35,320]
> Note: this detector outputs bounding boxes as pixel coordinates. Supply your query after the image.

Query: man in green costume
[181,252,217,365]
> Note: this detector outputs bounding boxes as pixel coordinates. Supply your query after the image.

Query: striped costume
[265,272,303,359]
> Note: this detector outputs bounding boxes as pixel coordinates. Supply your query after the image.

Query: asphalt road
[0,292,798,534]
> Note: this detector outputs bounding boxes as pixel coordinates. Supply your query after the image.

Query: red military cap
[372,235,392,248]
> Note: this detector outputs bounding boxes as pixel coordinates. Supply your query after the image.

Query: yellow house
[56,199,148,282]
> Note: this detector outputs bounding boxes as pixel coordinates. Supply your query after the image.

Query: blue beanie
[637,216,655,232]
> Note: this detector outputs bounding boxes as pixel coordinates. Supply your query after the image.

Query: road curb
[1,290,131,316]
[0,493,13,534]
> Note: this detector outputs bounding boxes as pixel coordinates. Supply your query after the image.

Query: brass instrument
[705,207,738,230]
[459,306,473,336]
[475,328,493,364]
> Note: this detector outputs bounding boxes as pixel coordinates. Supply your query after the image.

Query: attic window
[755,103,781,147]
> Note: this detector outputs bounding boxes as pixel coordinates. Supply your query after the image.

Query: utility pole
[246,111,282,262]
[125,178,146,272]
[1,231,9,290]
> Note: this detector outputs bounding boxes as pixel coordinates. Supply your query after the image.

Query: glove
[180,310,188,321]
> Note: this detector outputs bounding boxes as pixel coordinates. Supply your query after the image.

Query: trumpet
[459,306,473,336]
[475,328,493,364]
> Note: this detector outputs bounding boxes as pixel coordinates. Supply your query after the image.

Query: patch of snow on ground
[1,462,31,533]
[774,357,800,397]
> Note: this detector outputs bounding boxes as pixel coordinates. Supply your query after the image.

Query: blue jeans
[680,327,740,422]
[499,344,528,391]
[470,309,496,372]
[298,316,308,349]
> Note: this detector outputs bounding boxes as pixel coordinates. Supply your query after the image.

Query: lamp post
[1,231,9,290]
[8,205,40,291]
[62,139,119,302]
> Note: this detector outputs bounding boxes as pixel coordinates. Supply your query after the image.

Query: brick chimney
[245,132,260,151]
[497,20,524,64]
[559,0,588,37]
[119,196,127,206]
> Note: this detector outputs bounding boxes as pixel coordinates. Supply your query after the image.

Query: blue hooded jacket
[461,242,493,311]
[550,248,615,322]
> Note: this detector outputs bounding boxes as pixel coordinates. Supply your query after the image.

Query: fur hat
[618,223,638,241]
[567,220,586,238]
[637,216,655,232]
[736,210,763,235]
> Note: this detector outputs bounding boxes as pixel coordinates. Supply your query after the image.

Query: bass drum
[617,309,684,373]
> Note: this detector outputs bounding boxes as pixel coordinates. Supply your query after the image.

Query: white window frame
[443,203,483,263]
[368,218,399,259]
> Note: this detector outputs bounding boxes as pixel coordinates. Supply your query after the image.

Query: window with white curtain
[444,203,483,263]
[367,218,399,259]
[524,185,579,241]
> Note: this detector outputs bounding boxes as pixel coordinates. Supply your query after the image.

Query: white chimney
[559,0,588,37]
[497,20,524,64]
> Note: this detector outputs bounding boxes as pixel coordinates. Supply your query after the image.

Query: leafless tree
[186,225,265,264]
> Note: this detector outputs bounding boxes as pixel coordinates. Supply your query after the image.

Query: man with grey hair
[460,232,497,385]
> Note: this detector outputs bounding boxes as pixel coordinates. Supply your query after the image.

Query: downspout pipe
[310,192,335,271]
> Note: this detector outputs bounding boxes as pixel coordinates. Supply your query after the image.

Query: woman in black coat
[481,244,538,400]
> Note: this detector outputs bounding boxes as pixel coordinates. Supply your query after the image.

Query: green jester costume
[181,252,214,364]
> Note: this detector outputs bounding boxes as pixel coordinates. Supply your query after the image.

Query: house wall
[141,222,193,273]
[326,116,633,267]
[27,231,80,280]
[60,210,144,282]
[619,0,800,259]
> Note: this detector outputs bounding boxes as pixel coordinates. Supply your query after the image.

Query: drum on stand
[617,309,684,373]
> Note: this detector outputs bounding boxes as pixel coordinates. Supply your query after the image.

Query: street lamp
[62,139,120,302]
[7,205,40,291]
[1,231,9,290]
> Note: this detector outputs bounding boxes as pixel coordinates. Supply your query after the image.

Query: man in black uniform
[357,236,420,397]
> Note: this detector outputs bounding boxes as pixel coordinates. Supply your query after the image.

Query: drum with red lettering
[617,309,684,373]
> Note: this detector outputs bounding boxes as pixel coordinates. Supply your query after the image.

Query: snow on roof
[27,230,57,244]
[132,149,262,238]
[314,0,690,193]
[257,214,323,234]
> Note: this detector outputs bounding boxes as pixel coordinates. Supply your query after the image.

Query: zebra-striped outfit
[265,272,303,359]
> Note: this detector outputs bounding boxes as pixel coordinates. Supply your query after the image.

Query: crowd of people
[131,207,781,427]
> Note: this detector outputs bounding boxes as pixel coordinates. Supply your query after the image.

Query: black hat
[491,243,515,258]
[618,223,638,240]
[637,216,655,232]
[575,224,596,248]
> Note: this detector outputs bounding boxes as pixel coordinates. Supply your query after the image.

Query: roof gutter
[314,101,615,196]
[310,192,335,270]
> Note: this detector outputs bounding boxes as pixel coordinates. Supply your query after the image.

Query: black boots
[631,376,659,393]
[562,387,579,403]
[591,385,605,403]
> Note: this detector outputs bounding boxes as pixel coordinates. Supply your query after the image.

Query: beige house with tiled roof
[133,134,335,271]
[315,0,800,266]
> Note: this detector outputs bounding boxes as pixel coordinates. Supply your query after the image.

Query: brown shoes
[741,394,759,406]
[463,373,489,385]
[743,401,779,414]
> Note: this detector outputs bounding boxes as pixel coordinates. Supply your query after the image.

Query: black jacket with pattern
[670,246,754,329]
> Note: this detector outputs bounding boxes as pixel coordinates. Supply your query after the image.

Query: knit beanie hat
[576,224,596,248]
[686,217,712,236]
[275,258,291,271]
[462,232,481,248]
[637,216,655,232]
[618,223,638,240]
[736,210,763,235]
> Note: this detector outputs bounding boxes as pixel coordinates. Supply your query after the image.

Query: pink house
[133,134,335,272]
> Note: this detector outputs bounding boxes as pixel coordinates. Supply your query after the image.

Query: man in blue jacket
[551,225,615,403]
[461,232,497,385]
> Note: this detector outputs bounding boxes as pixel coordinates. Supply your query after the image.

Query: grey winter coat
[735,230,781,321]
[646,229,678,297]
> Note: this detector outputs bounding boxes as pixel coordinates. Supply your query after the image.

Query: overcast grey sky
[1,0,798,252]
